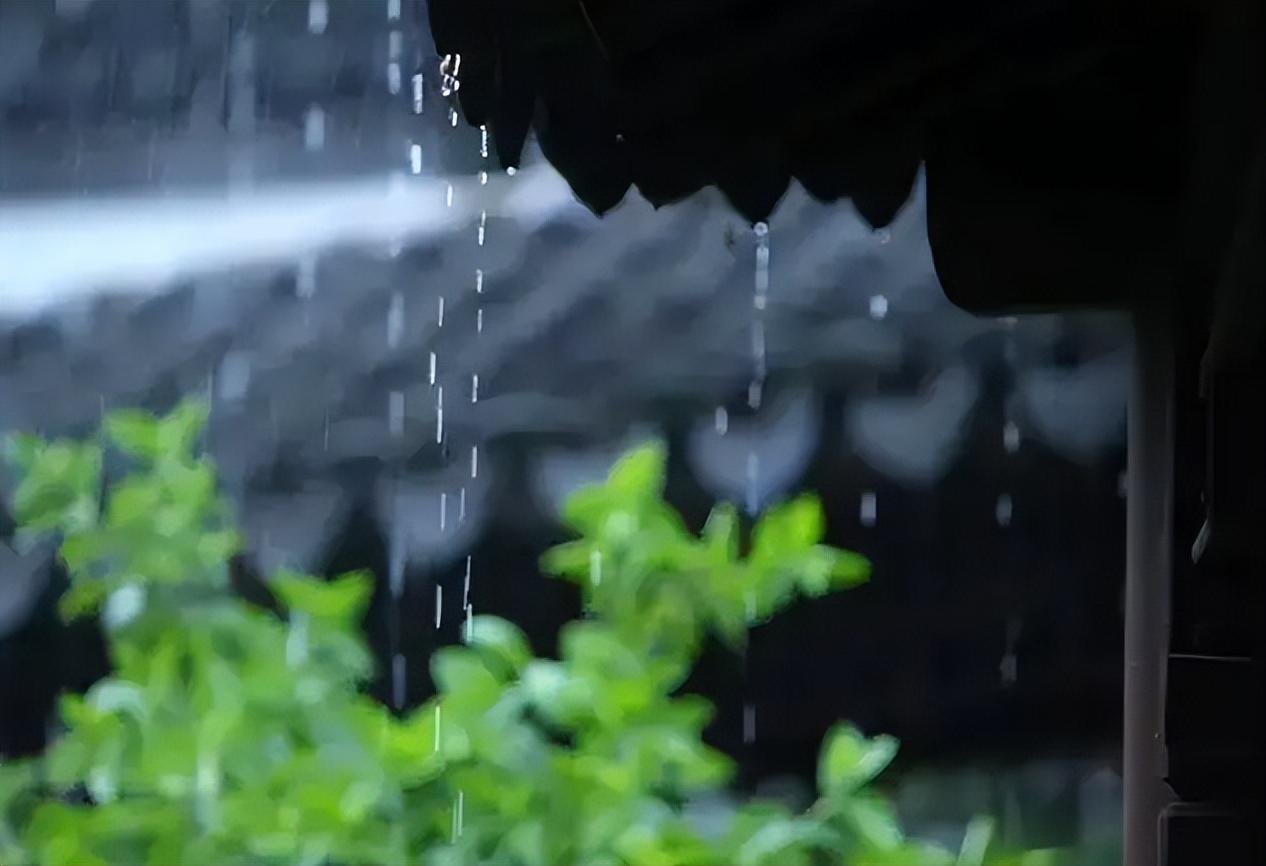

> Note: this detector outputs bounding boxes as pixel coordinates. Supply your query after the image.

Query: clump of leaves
[0,401,1017,865]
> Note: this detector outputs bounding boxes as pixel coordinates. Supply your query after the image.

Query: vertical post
[1124,302,1176,866]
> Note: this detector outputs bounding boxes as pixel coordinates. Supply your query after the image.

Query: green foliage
[0,403,1035,865]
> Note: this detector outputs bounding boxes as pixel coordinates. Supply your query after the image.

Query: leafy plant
[1,400,1026,865]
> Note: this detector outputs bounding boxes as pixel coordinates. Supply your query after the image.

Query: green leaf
[271,570,372,624]
[104,410,161,459]
[818,724,899,796]
[841,795,904,851]
[702,504,739,564]
[466,616,532,678]
[751,495,824,568]
[156,400,209,459]
[606,442,666,501]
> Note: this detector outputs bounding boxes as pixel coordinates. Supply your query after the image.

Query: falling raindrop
[303,104,325,152]
[387,291,404,348]
[463,557,472,606]
[506,166,518,176]
[590,549,603,586]
[475,269,484,293]
[743,704,757,744]
[392,654,406,709]
[476,309,484,333]
[429,352,437,385]
[715,406,729,435]
[464,605,473,643]
[452,790,465,841]
[860,491,877,527]
[477,210,486,246]
[459,487,466,522]
[387,31,403,95]
[436,387,445,444]
[437,296,445,327]
[434,585,443,628]
[471,374,479,403]
[470,445,479,478]
[386,0,401,20]
[479,170,488,185]
[995,493,1013,527]
[433,705,442,752]
[440,53,461,96]
[411,73,424,114]
[440,493,448,532]
[409,143,422,174]
[868,294,888,320]
[307,0,328,34]
[480,125,489,158]
[1003,420,1021,453]
[449,108,459,128]
[445,183,454,208]
[323,409,330,451]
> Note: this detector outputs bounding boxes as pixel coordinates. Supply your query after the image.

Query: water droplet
[860,491,877,527]
[411,73,424,114]
[463,556,472,606]
[392,653,406,708]
[409,142,422,174]
[868,294,888,320]
[743,704,757,744]
[506,166,517,176]
[389,391,405,437]
[747,380,762,411]
[433,705,442,752]
[437,296,445,327]
[471,374,479,403]
[387,291,404,348]
[479,170,488,185]
[476,308,484,333]
[435,387,444,443]
[448,107,459,127]
[470,445,479,478]
[439,492,447,532]
[753,221,769,237]
[590,549,602,586]
[452,790,465,841]
[387,63,401,95]
[475,269,484,293]
[429,352,437,385]
[445,183,454,208]
[307,0,328,34]
[995,493,1013,527]
[480,125,489,159]
[386,0,401,20]
[477,210,486,246]
[303,104,325,151]
[459,487,466,522]
[714,406,728,435]
[1003,420,1021,453]
[434,584,443,628]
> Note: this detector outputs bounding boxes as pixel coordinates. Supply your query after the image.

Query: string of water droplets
[742,220,770,749]
[385,0,408,715]
[439,48,467,843]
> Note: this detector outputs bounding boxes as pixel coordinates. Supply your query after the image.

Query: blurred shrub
[2,401,1047,865]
